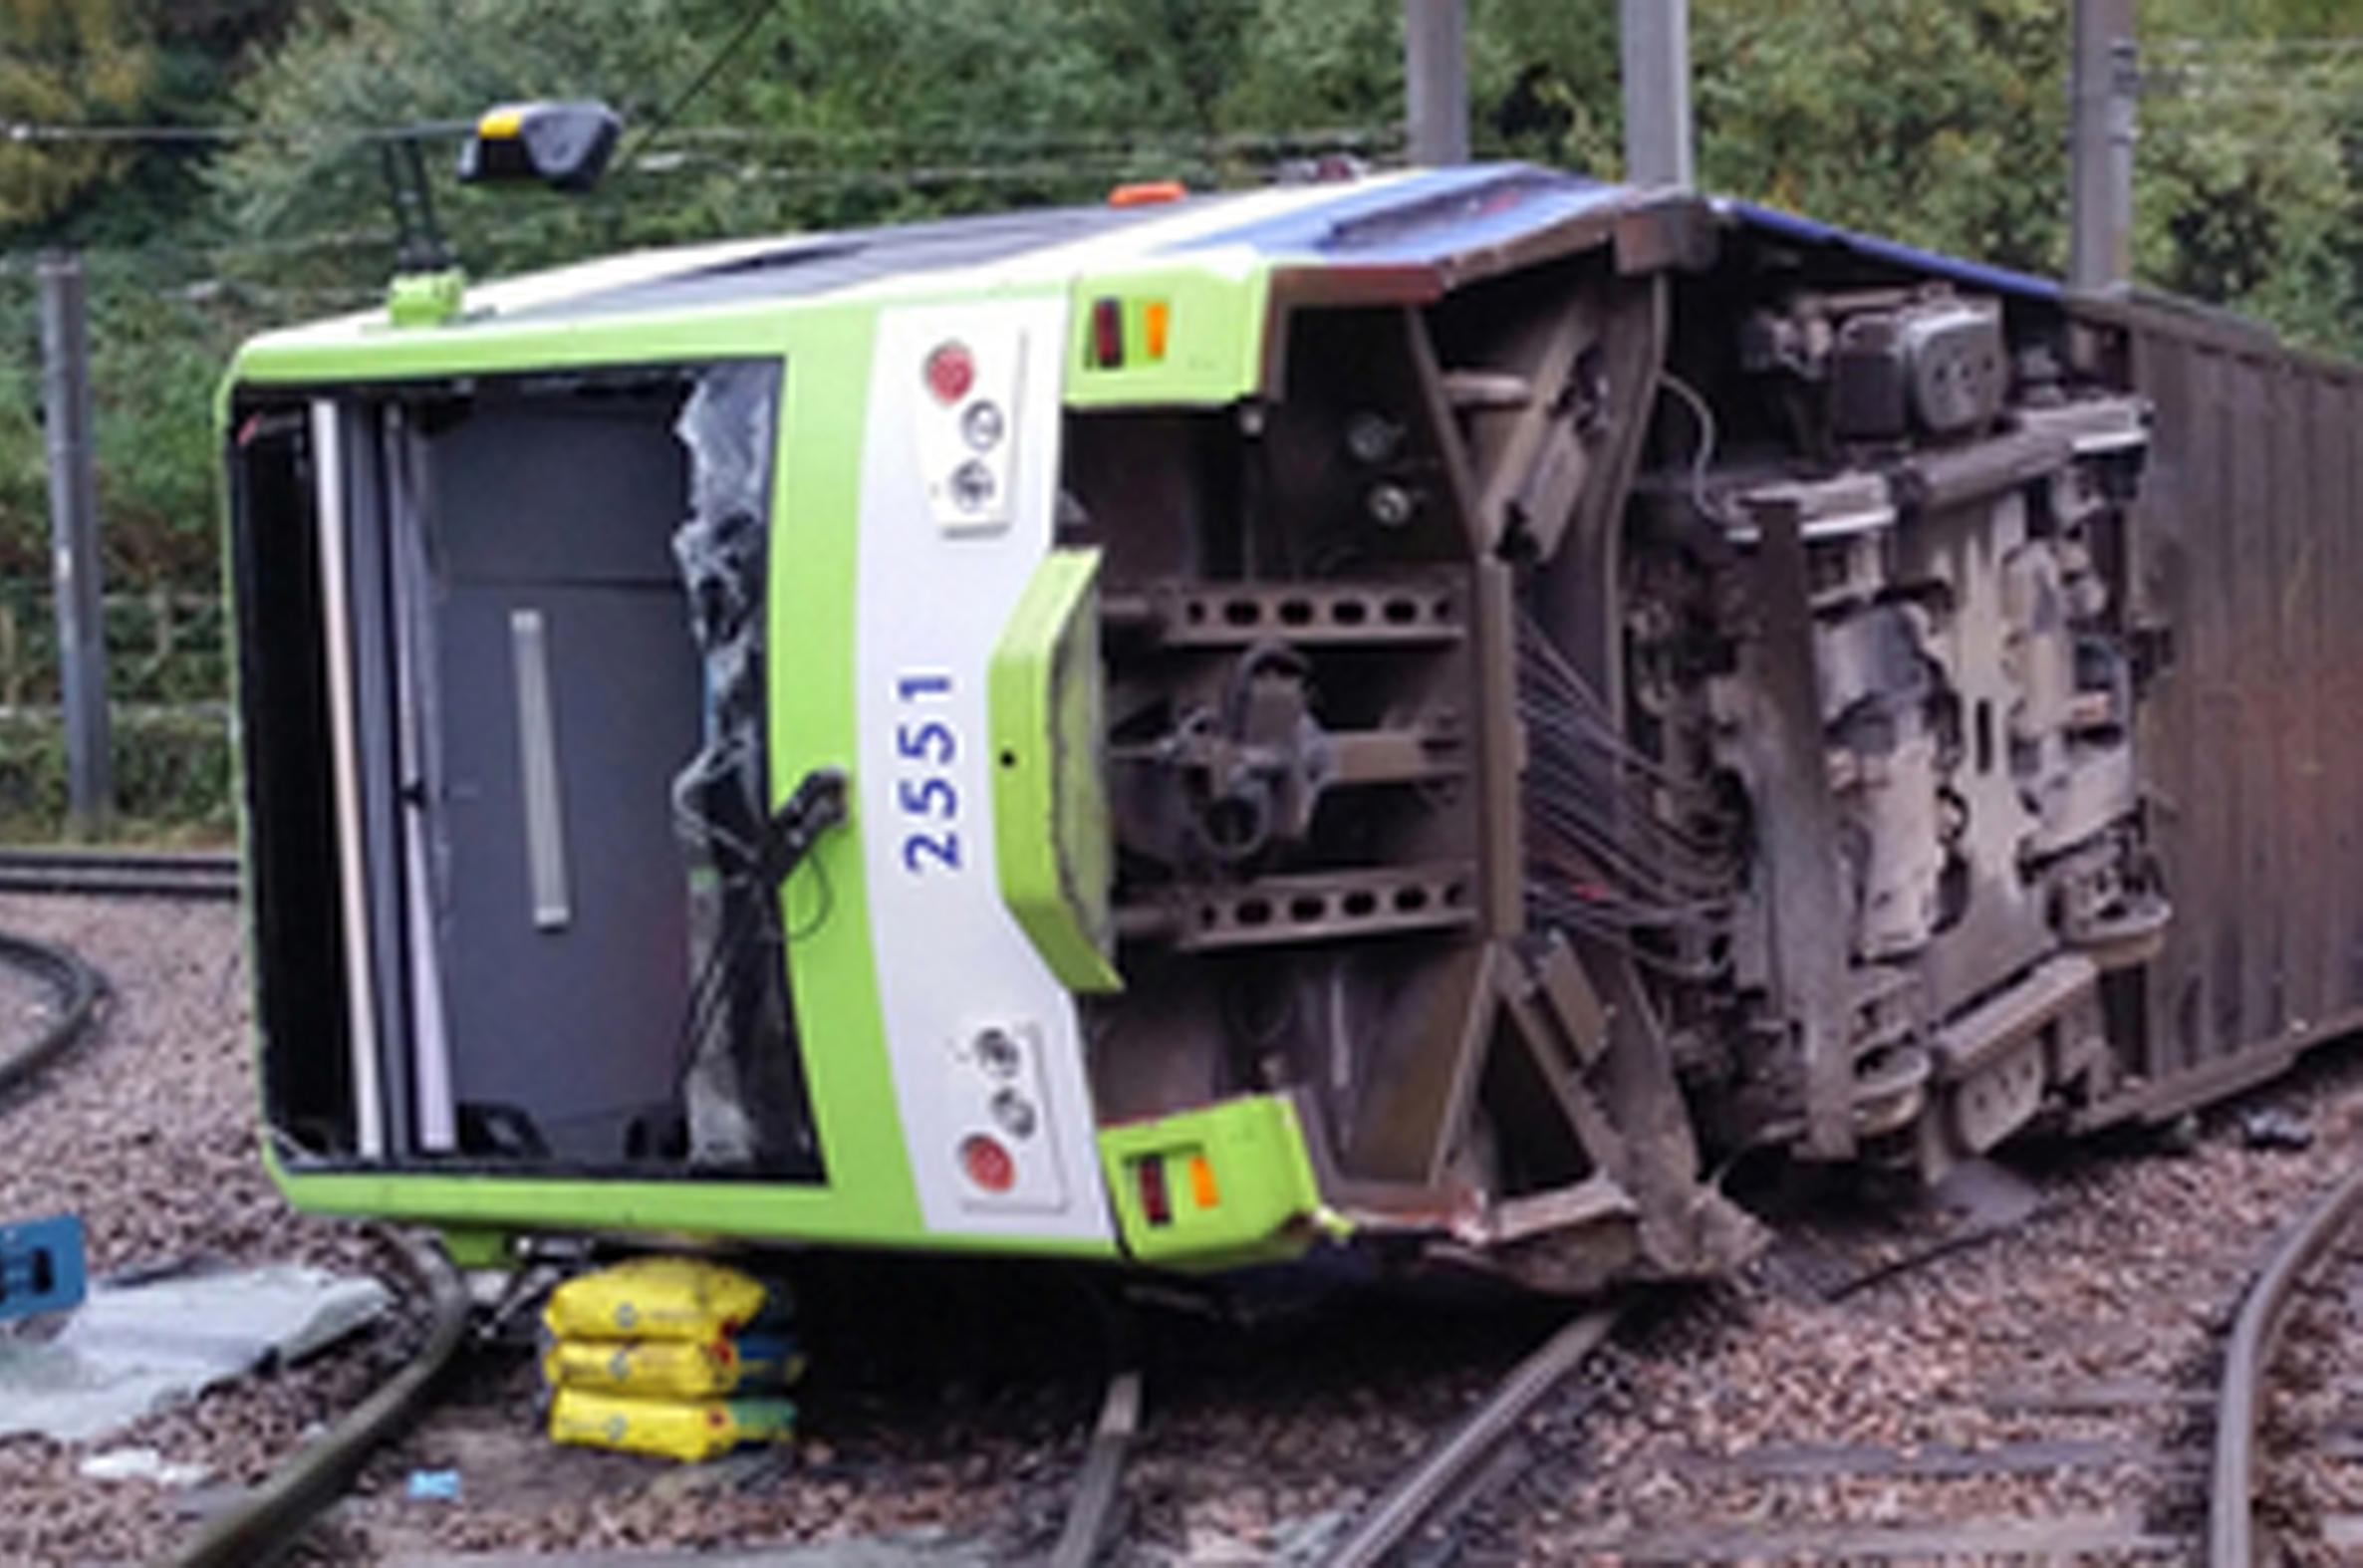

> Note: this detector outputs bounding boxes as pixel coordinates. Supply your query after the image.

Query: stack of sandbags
[540,1255,802,1461]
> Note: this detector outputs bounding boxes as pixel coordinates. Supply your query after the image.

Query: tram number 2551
[895,671,960,875]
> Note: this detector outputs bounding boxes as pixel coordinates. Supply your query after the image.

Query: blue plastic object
[405,1468,462,1502]
[0,1213,86,1323]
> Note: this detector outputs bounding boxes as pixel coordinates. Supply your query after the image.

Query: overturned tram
[225,164,2352,1289]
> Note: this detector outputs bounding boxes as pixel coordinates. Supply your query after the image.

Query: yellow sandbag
[541,1332,805,1399]
[541,1256,777,1343]
[547,1387,797,1462]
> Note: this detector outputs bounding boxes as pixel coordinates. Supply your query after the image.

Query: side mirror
[456,101,623,193]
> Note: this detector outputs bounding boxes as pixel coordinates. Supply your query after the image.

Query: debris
[0,1211,87,1323]
[2242,1108,2314,1152]
[0,1262,390,1442]
[1267,1507,1355,1565]
[77,1445,212,1487]
[1932,1158,2042,1230]
[406,1468,463,1503]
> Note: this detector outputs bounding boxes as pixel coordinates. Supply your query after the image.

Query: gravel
[0,894,408,1568]
[1480,1050,2363,1563]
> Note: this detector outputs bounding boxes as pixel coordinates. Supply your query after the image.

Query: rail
[1323,1307,1621,1568]
[2209,1160,2363,1566]
[0,846,238,901]
[0,925,105,1097]
[169,1227,471,1568]
[1049,1365,1144,1568]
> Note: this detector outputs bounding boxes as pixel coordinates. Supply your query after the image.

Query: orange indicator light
[1109,179,1187,208]
[1187,1152,1219,1209]
[1144,299,1171,362]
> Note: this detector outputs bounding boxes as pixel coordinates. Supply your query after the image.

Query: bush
[0,703,232,840]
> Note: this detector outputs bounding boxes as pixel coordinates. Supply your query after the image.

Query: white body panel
[854,297,1113,1243]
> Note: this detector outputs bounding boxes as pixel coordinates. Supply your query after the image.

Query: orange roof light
[1109,179,1187,208]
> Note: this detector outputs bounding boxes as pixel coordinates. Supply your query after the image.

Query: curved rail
[1324,1307,1621,1568]
[2210,1162,2363,1566]
[0,926,106,1098]
[169,1229,472,1568]
[0,847,238,901]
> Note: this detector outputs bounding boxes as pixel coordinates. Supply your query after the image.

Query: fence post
[40,251,111,830]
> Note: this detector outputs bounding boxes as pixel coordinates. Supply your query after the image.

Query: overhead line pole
[2070,0,2137,292]
[1404,0,1468,165]
[1621,0,1694,188]
[39,252,110,832]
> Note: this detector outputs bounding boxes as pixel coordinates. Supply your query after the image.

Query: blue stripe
[1164,164,1629,265]
[1155,162,2061,304]
[1722,198,2061,302]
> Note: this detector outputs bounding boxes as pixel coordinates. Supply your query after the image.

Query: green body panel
[385,270,467,329]
[988,547,1122,994]
[1061,259,1272,408]
[1096,1095,1343,1269]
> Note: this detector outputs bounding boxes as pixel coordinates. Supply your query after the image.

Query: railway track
[13,877,2363,1564]
[0,845,239,901]
[1309,1146,2363,1567]
[1319,1296,2198,1565]
[2211,1156,2363,1565]
[168,1227,471,1568]
[1323,1308,1622,1567]
[0,924,106,1097]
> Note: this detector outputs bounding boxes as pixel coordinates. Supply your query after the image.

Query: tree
[0,0,153,228]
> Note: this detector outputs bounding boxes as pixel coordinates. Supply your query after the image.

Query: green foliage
[0,0,153,226]
[1689,0,2069,274]
[0,705,233,837]
[1218,0,1403,135]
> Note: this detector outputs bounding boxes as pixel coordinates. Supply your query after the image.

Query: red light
[1090,298,1124,370]
[1135,1156,1172,1226]
[959,1133,1016,1192]
[924,342,975,403]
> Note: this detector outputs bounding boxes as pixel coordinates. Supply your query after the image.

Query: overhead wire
[0,116,1397,154]
[609,0,784,181]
